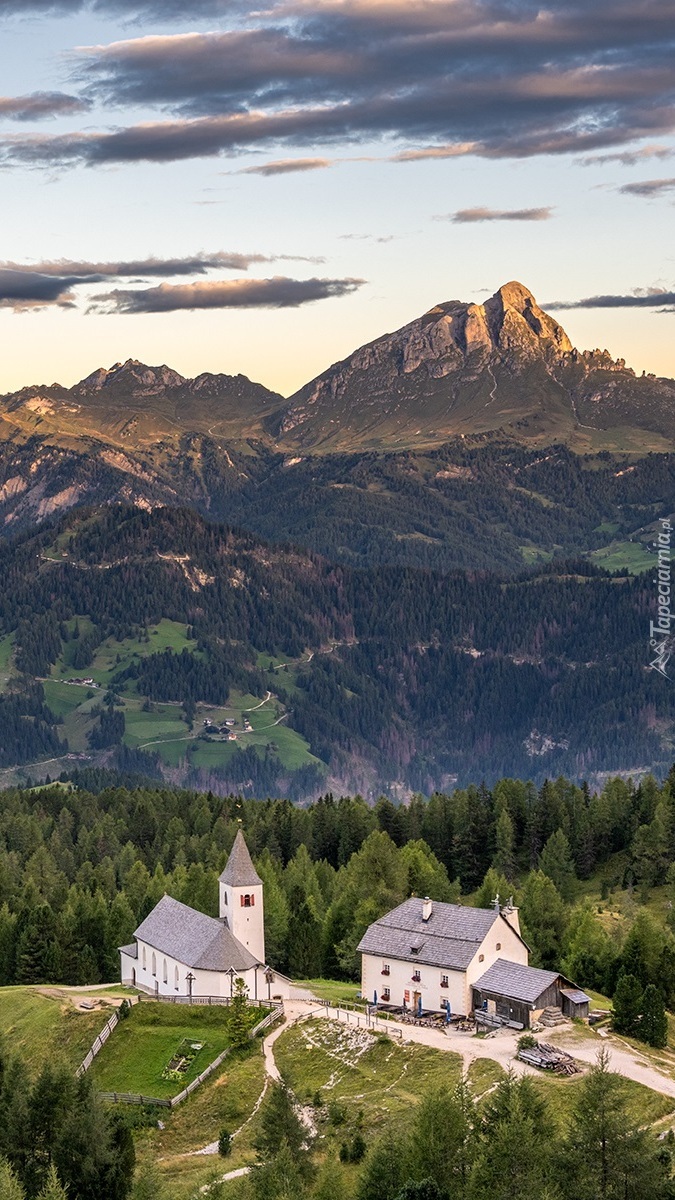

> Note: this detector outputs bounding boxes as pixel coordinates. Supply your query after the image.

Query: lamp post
[228,966,236,999]
[186,972,195,1004]
[265,967,275,1002]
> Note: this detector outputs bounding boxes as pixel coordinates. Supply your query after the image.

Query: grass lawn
[273,1018,463,1138]
[0,987,107,1075]
[532,1067,674,1128]
[136,1044,267,1199]
[90,1003,238,1099]
[589,539,653,574]
[295,979,363,1004]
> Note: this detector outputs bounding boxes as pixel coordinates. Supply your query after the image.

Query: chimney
[422,897,432,922]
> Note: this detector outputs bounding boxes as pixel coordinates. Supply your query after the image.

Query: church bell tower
[219,828,265,964]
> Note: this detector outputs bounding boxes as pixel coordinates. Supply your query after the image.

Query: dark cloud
[547,289,675,310]
[445,206,553,222]
[1,0,674,167]
[89,275,365,314]
[0,268,78,310]
[237,157,333,175]
[0,92,89,121]
[0,251,309,279]
[0,252,326,311]
[617,177,675,196]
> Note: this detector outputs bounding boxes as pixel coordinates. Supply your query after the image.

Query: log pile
[518,1041,579,1075]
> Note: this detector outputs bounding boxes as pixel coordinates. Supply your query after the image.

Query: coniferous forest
[0,504,671,794]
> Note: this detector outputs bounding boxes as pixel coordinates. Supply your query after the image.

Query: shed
[472,959,590,1028]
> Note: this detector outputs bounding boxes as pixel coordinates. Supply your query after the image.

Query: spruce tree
[0,1158,24,1200]
[640,985,668,1048]
[612,975,643,1037]
[254,1084,307,1162]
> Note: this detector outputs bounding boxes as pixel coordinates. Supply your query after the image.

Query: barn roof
[473,958,562,1003]
[219,829,262,888]
[357,897,507,971]
[134,895,259,971]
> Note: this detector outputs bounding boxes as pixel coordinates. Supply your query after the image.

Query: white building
[357,895,528,1018]
[119,829,293,1002]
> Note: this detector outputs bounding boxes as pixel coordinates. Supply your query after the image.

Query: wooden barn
[472,959,590,1029]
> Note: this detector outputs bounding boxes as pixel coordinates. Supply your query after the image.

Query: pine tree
[612,975,643,1037]
[640,985,668,1048]
[0,1158,24,1200]
[254,1084,307,1162]
[539,829,577,901]
[558,1048,670,1199]
[356,1131,410,1200]
[35,1166,67,1200]
[492,809,516,880]
[408,1081,475,1196]
[228,977,250,1049]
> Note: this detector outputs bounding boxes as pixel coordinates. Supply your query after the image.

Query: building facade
[357,895,528,1017]
[119,829,292,1001]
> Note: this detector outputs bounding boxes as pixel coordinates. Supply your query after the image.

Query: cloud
[547,288,675,310]
[237,156,333,175]
[0,268,78,310]
[617,177,675,197]
[2,1,674,168]
[89,275,366,313]
[579,143,674,167]
[0,252,326,311]
[443,206,553,223]
[0,93,90,121]
[0,0,244,15]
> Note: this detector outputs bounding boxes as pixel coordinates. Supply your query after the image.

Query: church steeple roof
[219,828,262,887]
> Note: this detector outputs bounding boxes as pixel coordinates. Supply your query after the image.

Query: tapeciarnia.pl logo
[649,517,673,679]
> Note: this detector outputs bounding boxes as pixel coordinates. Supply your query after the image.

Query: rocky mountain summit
[280,281,674,451]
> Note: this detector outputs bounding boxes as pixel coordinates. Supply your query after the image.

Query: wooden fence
[91,1003,284,1109]
[76,1011,120,1078]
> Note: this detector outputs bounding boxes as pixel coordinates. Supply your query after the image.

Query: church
[119,829,294,1002]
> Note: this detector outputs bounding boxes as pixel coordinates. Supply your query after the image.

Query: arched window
[142,946,146,970]
[174,965,179,991]
[151,952,156,977]
[223,890,228,905]
[242,894,254,907]
[163,959,168,984]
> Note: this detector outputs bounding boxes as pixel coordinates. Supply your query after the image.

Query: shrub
[218,1129,232,1158]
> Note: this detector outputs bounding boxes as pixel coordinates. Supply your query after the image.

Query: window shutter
[240,895,245,906]
[251,895,255,906]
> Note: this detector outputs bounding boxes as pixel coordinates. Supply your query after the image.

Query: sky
[0,0,673,397]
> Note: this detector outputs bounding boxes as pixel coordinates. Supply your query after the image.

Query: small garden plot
[90,1003,235,1100]
[162,1038,208,1082]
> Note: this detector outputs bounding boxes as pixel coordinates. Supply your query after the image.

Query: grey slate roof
[134,895,259,971]
[473,959,561,1003]
[120,943,137,959]
[356,897,502,971]
[219,829,262,888]
[560,987,591,1005]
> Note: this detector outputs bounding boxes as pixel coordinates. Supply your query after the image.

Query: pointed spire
[219,829,262,887]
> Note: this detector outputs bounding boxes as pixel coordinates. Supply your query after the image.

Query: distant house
[119,829,295,1001]
[357,895,589,1025]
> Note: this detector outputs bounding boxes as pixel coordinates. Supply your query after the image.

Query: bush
[517,1034,537,1050]
[218,1129,232,1158]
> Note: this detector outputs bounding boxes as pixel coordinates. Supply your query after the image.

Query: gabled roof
[219,829,262,888]
[356,897,503,971]
[473,958,562,1003]
[134,895,259,971]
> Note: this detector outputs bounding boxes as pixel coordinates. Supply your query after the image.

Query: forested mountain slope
[0,505,671,795]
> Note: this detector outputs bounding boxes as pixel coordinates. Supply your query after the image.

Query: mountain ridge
[2,282,673,456]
